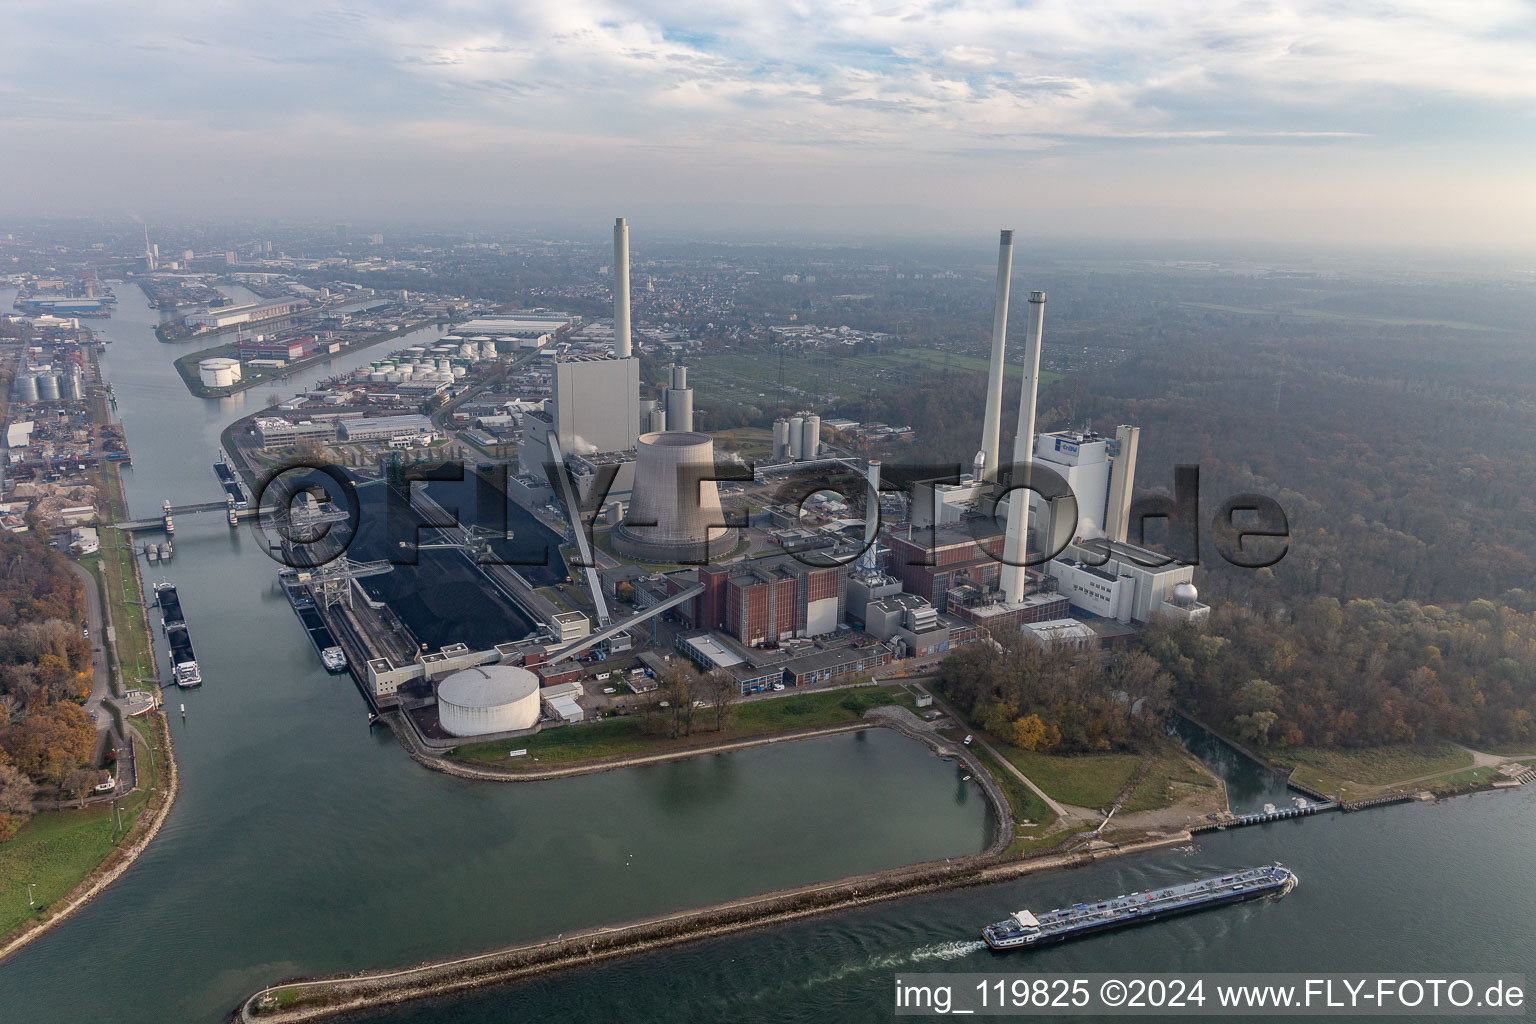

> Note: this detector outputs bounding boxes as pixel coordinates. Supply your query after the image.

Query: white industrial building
[186,298,306,329]
[1024,618,1098,651]
[1048,540,1210,625]
[254,416,337,450]
[436,665,541,737]
[338,414,436,443]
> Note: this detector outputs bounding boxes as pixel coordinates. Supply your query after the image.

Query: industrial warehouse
[246,222,1209,759]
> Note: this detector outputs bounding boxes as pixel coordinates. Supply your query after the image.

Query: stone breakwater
[235,830,1193,1023]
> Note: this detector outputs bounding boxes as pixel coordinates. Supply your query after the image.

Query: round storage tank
[198,357,242,388]
[37,374,60,401]
[59,372,80,400]
[452,366,467,378]
[16,374,38,402]
[787,416,804,458]
[386,372,403,383]
[801,415,820,460]
[772,418,790,458]
[436,665,540,737]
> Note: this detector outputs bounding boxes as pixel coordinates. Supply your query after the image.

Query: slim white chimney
[979,230,1013,480]
[1105,424,1140,544]
[613,217,632,358]
[1001,290,1046,603]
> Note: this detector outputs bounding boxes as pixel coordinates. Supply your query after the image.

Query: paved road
[69,560,112,735]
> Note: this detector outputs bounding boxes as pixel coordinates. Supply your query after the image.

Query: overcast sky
[3,1,1534,246]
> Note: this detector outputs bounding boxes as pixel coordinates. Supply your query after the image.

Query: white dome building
[436,665,540,737]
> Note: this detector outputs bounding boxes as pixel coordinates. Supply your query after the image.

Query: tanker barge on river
[983,864,1297,950]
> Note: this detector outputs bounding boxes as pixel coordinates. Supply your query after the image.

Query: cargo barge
[214,458,249,509]
[982,864,1296,950]
[154,582,202,688]
[279,570,348,673]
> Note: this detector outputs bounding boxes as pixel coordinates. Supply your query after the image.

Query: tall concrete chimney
[979,230,1014,480]
[1001,290,1046,602]
[613,217,632,358]
[860,459,882,572]
[1105,424,1140,544]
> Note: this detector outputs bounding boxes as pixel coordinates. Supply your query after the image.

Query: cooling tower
[612,431,735,563]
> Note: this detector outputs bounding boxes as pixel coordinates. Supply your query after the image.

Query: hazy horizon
[3,1,1534,248]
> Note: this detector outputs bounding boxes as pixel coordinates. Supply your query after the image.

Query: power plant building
[687,554,846,646]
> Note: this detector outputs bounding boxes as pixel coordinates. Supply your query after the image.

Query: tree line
[0,531,95,841]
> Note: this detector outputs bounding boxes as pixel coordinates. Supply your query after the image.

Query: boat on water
[154,582,202,688]
[280,570,348,673]
[982,864,1296,950]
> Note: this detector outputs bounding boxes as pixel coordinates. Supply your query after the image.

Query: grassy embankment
[451,685,918,769]
[1269,743,1473,802]
[0,711,168,941]
[90,445,157,692]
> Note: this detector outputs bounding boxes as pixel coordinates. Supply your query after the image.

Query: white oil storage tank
[198,357,243,388]
[787,415,804,459]
[436,665,540,737]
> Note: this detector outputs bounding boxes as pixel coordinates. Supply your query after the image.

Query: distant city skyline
[3,1,1534,247]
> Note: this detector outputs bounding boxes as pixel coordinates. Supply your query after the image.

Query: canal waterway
[0,289,993,1022]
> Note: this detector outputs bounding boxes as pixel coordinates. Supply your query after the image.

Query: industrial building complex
[245,222,1206,754]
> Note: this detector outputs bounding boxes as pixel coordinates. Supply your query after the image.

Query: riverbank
[234,825,1191,1022]
[172,318,438,398]
[0,710,179,961]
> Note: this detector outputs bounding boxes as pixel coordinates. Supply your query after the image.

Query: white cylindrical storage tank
[452,366,467,378]
[199,357,242,388]
[788,416,804,458]
[647,408,667,433]
[436,665,541,737]
[801,414,821,460]
[772,418,790,458]
[37,374,60,401]
[17,374,38,402]
[612,431,735,563]
[369,372,387,382]
[436,358,452,373]
[386,372,403,383]
[406,346,426,357]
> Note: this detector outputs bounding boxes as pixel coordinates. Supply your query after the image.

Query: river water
[0,288,992,1022]
[2,287,1532,1022]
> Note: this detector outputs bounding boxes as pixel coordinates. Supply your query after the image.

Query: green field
[1121,744,1223,813]
[0,805,126,937]
[690,348,1064,409]
[990,746,1144,809]
[1276,743,1473,800]
[452,684,917,768]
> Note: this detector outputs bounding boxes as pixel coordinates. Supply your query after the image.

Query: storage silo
[452,366,467,378]
[436,665,541,737]
[37,373,59,401]
[801,415,821,460]
[772,418,790,459]
[16,374,38,402]
[788,415,804,459]
[647,407,667,433]
[59,371,80,400]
